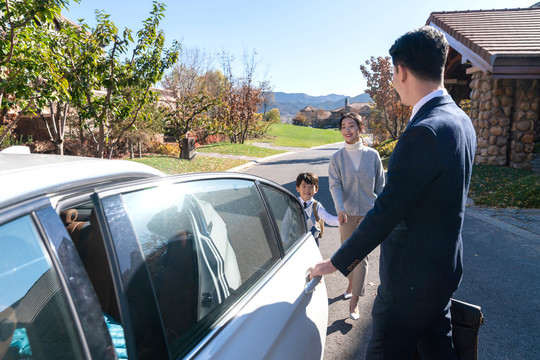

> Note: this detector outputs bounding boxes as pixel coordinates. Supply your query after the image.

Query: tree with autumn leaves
[2,0,273,157]
[1,0,179,158]
[360,56,411,141]
[161,48,273,157]
[219,50,273,144]
[161,47,224,156]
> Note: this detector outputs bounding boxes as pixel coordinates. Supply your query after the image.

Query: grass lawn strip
[259,123,342,148]
[469,164,540,208]
[197,142,285,157]
[130,155,248,175]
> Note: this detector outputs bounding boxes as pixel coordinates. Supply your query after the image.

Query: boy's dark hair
[296,172,319,190]
[389,26,448,82]
[339,112,364,130]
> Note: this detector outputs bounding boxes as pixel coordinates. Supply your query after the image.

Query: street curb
[226,151,296,172]
[312,141,344,149]
[465,207,539,242]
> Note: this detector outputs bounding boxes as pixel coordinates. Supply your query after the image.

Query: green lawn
[130,155,249,174]
[197,123,344,155]
[469,164,540,208]
[252,123,343,148]
[197,142,285,157]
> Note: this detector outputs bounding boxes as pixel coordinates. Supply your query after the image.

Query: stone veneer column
[470,72,512,166]
[508,79,539,170]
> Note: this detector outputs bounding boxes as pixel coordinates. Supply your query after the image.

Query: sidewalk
[249,141,310,152]
[465,206,540,241]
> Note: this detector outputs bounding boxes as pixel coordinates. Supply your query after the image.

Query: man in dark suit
[310,26,477,359]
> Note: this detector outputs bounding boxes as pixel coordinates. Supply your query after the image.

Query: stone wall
[469,71,539,169]
[508,79,539,169]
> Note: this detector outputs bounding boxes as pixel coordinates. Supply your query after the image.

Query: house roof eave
[429,22,492,73]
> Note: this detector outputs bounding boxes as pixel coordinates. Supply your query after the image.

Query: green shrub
[377,138,394,147]
[375,139,397,159]
[0,134,33,150]
[151,142,180,157]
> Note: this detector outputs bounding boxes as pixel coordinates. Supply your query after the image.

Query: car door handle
[304,275,322,294]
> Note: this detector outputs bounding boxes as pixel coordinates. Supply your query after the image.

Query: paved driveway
[243,143,381,359]
[240,143,540,359]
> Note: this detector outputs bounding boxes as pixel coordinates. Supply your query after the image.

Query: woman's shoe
[344,292,352,300]
[349,295,359,320]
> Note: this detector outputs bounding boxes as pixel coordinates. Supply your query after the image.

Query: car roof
[0,153,164,208]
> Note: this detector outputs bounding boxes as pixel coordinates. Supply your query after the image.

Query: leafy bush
[0,134,33,150]
[151,142,180,157]
[375,139,397,159]
[459,99,471,117]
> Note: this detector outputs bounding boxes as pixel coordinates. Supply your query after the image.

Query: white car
[0,152,327,360]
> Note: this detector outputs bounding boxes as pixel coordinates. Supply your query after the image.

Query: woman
[328,112,385,320]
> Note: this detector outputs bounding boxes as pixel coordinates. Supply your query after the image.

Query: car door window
[260,185,307,251]
[119,178,280,357]
[0,216,84,360]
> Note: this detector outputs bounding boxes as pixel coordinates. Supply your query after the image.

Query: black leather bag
[450,299,484,360]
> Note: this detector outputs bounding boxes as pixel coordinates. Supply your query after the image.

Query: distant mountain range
[268,92,372,121]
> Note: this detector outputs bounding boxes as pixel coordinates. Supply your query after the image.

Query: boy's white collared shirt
[298,196,339,227]
[299,196,320,239]
[299,196,314,219]
[300,197,313,209]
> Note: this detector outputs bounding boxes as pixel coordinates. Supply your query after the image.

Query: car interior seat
[60,209,87,248]
[75,209,120,320]
[157,229,198,341]
[0,306,17,359]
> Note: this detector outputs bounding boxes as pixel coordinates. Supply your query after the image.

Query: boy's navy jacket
[331,94,477,299]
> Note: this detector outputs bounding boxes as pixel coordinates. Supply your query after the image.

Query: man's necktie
[304,202,308,209]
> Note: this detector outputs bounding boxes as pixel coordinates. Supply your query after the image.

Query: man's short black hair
[389,26,448,82]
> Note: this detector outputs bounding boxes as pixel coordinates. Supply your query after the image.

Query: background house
[330,100,372,123]
[296,98,373,129]
[294,105,331,127]
[427,5,540,169]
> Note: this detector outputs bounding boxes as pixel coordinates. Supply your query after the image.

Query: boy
[296,172,339,246]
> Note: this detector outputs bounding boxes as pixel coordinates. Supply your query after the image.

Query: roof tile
[427,7,540,77]
[427,8,540,61]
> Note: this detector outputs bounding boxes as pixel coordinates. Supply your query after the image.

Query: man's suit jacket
[331,94,477,300]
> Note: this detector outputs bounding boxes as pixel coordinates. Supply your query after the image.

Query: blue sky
[64,0,535,97]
